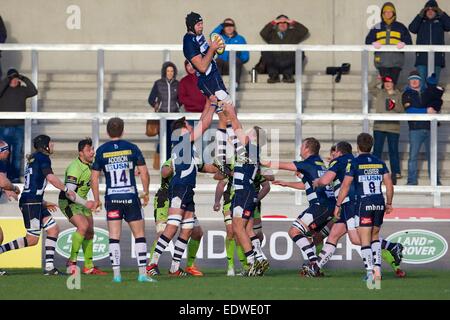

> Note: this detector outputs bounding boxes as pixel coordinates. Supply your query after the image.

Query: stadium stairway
[2,71,448,218]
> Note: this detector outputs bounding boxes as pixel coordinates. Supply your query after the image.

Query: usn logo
[387,229,448,264]
[56,227,110,261]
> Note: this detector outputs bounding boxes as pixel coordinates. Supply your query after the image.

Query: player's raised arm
[214,179,227,211]
[191,102,215,142]
[384,173,394,214]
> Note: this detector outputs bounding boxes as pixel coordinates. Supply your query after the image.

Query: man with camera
[0,68,38,182]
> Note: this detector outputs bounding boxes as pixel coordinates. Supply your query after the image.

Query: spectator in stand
[402,70,441,185]
[260,14,309,83]
[370,75,404,185]
[365,2,412,85]
[211,18,249,91]
[0,15,7,79]
[148,61,179,165]
[408,1,450,86]
[178,60,206,113]
[0,68,38,182]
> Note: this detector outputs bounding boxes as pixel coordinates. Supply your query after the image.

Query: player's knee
[78,222,89,236]
[192,226,203,240]
[180,217,195,230]
[26,234,39,246]
[167,214,182,228]
[156,222,167,234]
[288,227,300,239]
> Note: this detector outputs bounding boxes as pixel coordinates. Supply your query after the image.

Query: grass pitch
[1,268,449,300]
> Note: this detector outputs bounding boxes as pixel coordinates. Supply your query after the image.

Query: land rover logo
[387,229,448,264]
[56,227,109,261]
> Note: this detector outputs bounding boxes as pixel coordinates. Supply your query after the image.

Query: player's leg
[380,237,405,277]
[170,210,195,276]
[107,219,123,282]
[82,214,107,275]
[246,218,266,261]
[313,222,347,274]
[66,213,89,273]
[149,194,169,261]
[128,216,156,283]
[371,226,382,280]
[42,213,63,275]
[186,216,204,276]
[0,226,5,276]
[357,200,375,280]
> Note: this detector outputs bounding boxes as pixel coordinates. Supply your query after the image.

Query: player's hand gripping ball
[210,33,225,55]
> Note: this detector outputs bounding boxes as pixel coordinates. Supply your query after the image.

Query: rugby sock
[361,246,374,271]
[149,239,158,261]
[293,234,317,262]
[170,237,188,273]
[317,241,337,269]
[371,240,382,268]
[226,123,246,160]
[226,238,236,268]
[244,250,255,265]
[69,231,84,263]
[135,237,148,276]
[150,234,170,265]
[250,236,266,261]
[0,237,28,254]
[382,249,399,271]
[381,238,396,251]
[236,245,248,269]
[187,238,201,268]
[215,128,227,166]
[45,236,57,271]
[109,239,121,278]
[82,238,94,270]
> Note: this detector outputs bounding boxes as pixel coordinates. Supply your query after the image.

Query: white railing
[0,44,447,206]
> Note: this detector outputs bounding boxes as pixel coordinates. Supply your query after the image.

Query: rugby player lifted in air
[0,135,83,275]
[183,12,247,175]
[91,118,155,283]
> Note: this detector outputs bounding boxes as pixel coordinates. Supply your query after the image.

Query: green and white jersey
[59,157,92,201]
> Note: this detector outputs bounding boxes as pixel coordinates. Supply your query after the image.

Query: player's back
[170,132,199,187]
[183,32,218,77]
[328,153,356,202]
[350,153,388,200]
[233,142,259,191]
[294,155,334,206]
[20,152,51,203]
[93,139,144,201]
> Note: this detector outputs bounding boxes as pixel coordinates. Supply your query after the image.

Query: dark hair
[276,14,289,20]
[330,144,337,153]
[335,141,352,155]
[107,117,124,138]
[171,117,187,132]
[78,137,93,152]
[357,133,374,152]
[303,137,320,155]
[33,135,51,153]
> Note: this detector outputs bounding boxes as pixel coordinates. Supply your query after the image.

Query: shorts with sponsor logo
[356,196,385,227]
[232,189,256,220]
[295,203,333,233]
[19,202,52,237]
[105,197,144,222]
[169,184,195,213]
[197,70,228,99]
[335,201,359,230]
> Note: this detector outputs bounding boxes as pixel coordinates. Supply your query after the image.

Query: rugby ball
[210,33,225,55]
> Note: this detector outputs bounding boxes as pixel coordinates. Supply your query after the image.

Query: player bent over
[91,118,155,283]
[147,104,216,276]
[0,135,79,275]
[334,133,394,282]
[149,157,217,276]
[59,138,107,275]
[261,138,336,275]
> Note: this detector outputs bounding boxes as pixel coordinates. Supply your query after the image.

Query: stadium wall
[1,0,450,79]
